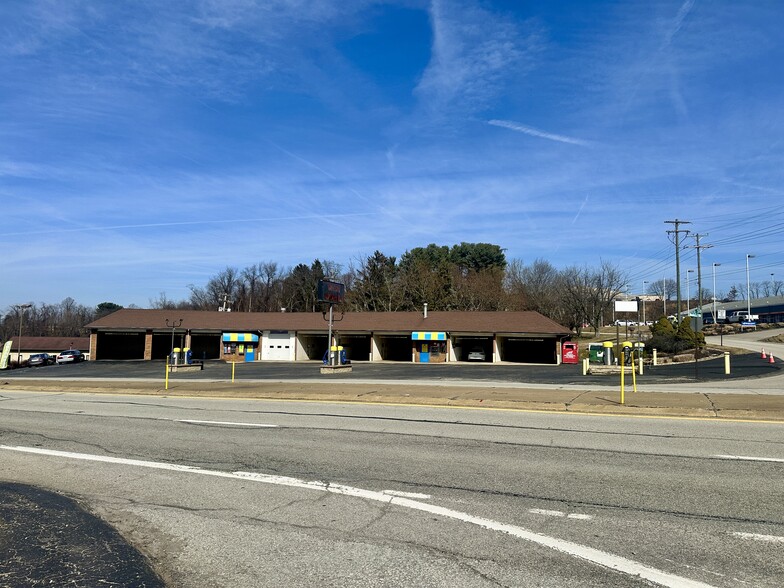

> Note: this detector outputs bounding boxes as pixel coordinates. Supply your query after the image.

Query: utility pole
[665,219,691,321]
[689,233,712,329]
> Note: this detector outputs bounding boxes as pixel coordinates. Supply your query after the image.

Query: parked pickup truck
[726,311,759,324]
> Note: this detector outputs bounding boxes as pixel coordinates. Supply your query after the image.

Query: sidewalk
[4,376,784,421]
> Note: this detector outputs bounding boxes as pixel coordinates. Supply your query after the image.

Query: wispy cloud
[488,119,593,147]
[661,0,696,50]
[414,0,541,117]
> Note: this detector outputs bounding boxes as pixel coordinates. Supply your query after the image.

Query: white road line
[382,490,431,499]
[529,508,594,521]
[714,455,784,463]
[732,532,784,543]
[176,419,279,428]
[0,445,716,588]
[530,508,565,517]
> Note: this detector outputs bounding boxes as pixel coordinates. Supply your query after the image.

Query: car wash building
[87,309,572,364]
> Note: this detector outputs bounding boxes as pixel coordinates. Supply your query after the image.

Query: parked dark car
[28,353,55,367]
[56,349,85,364]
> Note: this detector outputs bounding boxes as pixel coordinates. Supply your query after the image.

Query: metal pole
[663,275,666,315]
[712,263,721,323]
[327,304,334,365]
[746,254,754,317]
[16,304,31,364]
[642,281,648,326]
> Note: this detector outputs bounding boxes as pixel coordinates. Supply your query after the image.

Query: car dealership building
[87,309,573,364]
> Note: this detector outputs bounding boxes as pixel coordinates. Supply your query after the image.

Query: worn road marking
[382,490,431,499]
[1,445,716,588]
[529,508,594,520]
[732,532,784,543]
[714,454,784,463]
[176,419,279,428]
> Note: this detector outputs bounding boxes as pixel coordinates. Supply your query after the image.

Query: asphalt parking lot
[5,353,779,385]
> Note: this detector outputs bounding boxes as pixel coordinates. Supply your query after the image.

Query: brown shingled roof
[9,336,90,352]
[87,309,571,335]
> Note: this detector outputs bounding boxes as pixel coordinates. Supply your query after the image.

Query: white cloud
[414,0,541,117]
[488,119,593,147]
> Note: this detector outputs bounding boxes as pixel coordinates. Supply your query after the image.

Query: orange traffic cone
[762,348,767,359]
[769,354,775,364]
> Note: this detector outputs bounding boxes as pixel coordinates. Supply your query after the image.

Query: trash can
[338,346,348,365]
[172,347,180,365]
[602,341,614,366]
[184,348,192,364]
[562,341,579,364]
[588,343,604,364]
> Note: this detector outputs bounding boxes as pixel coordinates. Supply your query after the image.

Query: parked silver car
[28,353,55,367]
[467,347,486,361]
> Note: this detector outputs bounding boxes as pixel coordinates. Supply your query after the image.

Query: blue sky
[2,0,783,310]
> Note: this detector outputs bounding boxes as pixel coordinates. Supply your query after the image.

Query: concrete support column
[89,331,98,361]
[371,335,382,362]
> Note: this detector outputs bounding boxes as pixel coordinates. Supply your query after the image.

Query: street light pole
[746,254,755,317]
[165,318,183,365]
[15,303,32,364]
[686,269,694,318]
[642,281,648,325]
[712,263,721,323]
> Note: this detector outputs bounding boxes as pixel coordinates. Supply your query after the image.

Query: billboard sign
[614,300,638,312]
[317,280,345,304]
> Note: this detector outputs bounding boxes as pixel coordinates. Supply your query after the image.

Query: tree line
[8,241,769,342]
[155,242,630,335]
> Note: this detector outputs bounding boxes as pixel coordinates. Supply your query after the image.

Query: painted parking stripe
[0,445,716,588]
[732,532,784,543]
[713,455,784,463]
[176,419,279,428]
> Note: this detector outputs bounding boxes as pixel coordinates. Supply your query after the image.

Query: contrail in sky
[572,195,590,224]
[0,213,376,237]
[488,119,592,146]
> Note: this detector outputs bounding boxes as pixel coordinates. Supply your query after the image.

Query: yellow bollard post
[232,361,236,383]
[620,358,625,405]
[724,352,731,375]
[652,348,657,366]
[165,356,169,390]
[582,357,588,376]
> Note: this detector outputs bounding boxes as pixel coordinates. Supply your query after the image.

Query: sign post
[318,280,345,367]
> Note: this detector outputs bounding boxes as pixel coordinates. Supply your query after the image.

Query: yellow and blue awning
[222,332,259,343]
[411,332,446,340]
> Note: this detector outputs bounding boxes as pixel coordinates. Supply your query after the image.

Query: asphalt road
[1,390,783,587]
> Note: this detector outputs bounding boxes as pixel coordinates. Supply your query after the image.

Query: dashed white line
[529,508,594,521]
[176,419,279,428]
[732,532,784,543]
[713,455,784,463]
[0,445,716,588]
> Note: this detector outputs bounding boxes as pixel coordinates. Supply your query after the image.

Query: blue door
[420,343,430,363]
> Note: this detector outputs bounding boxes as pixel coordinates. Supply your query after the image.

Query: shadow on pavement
[0,482,165,587]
